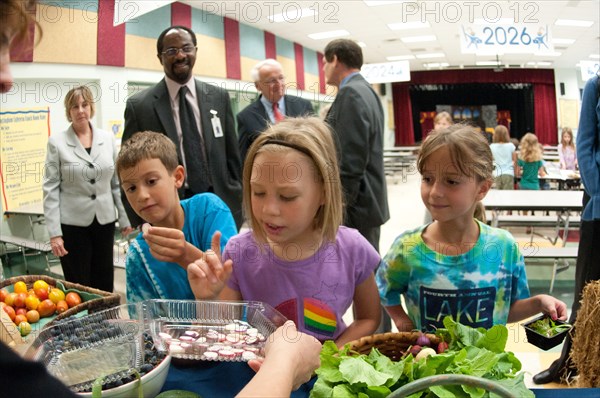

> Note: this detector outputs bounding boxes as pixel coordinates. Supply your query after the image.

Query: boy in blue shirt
[116,131,237,303]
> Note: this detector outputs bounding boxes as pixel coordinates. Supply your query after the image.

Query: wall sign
[461,24,554,54]
[361,61,411,84]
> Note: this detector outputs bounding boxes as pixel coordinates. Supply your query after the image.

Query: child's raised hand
[538,294,568,321]
[187,231,233,300]
[141,223,199,268]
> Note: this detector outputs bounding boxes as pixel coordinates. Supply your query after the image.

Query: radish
[416,332,431,347]
[415,347,436,361]
[409,345,422,356]
[437,341,448,353]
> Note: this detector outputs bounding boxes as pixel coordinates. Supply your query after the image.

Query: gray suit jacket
[325,73,390,229]
[237,94,314,161]
[43,124,130,238]
[123,78,243,228]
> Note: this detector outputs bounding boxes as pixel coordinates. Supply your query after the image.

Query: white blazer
[42,124,130,238]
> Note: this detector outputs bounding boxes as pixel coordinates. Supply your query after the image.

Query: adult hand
[248,321,321,391]
[50,236,68,257]
[187,231,233,299]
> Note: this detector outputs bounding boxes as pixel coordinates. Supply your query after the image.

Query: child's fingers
[210,231,223,258]
[204,253,231,283]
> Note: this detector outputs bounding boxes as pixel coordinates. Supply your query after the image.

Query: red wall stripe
[171,2,191,27]
[264,31,276,59]
[224,17,241,80]
[10,1,36,62]
[317,52,325,94]
[97,0,124,66]
[293,43,305,90]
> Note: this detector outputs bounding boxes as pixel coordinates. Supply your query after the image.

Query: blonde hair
[64,85,96,122]
[434,111,453,126]
[561,127,575,149]
[243,117,343,243]
[418,124,493,222]
[493,125,510,143]
[116,131,180,178]
[1,0,41,49]
[519,133,543,162]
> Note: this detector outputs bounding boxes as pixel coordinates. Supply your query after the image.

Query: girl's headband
[261,139,312,158]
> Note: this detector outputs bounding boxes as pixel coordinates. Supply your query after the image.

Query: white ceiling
[181,0,600,72]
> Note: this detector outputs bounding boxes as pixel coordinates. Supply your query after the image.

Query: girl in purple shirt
[187,117,382,346]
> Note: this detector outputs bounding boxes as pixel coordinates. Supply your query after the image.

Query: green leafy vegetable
[527,317,571,337]
[310,316,534,398]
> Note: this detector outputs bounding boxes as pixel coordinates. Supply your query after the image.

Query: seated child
[186,117,382,347]
[116,131,237,303]
[376,124,567,332]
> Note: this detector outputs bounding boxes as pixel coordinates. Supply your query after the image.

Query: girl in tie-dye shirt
[376,125,567,332]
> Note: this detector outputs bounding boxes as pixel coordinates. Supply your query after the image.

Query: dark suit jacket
[325,73,390,230]
[123,78,243,228]
[237,94,314,162]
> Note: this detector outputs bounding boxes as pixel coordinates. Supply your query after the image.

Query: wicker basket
[347,331,441,362]
[1,274,121,328]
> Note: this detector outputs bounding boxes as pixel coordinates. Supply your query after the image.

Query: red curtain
[392,84,415,145]
[533,84,558,145]
[392,69,556,146]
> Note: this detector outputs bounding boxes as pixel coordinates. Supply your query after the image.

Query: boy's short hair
[116,131,180,177]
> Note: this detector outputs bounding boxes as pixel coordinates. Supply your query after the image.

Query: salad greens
[310,316,534,398]
[527,317,571,337]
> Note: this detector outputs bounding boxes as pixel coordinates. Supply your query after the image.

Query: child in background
[187,117,381,346]
[558,127,578,170]
[433,111,453,131]
[517,133,546,190]
[490,125,517,190]
[116,131,237,303]
[376,125,567,332]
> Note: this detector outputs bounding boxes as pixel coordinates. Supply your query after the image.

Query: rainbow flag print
[304,298,336,337]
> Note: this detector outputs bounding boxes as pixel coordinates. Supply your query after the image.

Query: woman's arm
[237,321,321,397]
[334,274,381,347]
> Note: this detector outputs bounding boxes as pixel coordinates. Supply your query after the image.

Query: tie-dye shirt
[376,220,530,332]
[224,227,381,341]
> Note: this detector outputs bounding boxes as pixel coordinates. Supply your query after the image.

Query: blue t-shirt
[126,193,237,303]
[376,220,530,331]
[490,142,515,177]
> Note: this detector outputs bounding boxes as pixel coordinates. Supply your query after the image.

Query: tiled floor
[2,168,578,390]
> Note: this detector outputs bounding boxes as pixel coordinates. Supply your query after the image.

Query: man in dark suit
[323,39,389,252]
[123,25,243,228]
[237,59,314,162]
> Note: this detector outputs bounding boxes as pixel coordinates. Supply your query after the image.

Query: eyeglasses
[261,76,285,85]
[161,45,197,57]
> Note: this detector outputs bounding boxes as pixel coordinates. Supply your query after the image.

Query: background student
[188,117,382,347]
[116,131,237,303]
[516,132,546,190]
[490,125,517,190]
[376,125,567,332]
[43,85,132,292]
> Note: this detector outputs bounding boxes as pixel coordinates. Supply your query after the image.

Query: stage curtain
[392,69,555,145]
[392,84,415,145]
[533,83,558,145]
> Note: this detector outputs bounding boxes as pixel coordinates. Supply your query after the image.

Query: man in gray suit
[323,39,389,252]
[237,59,314,162]
[123,25,243,228]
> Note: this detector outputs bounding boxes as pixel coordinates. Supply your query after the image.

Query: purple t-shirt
[223,226,381,341]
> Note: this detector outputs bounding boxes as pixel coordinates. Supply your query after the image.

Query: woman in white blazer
[43,86,132,291]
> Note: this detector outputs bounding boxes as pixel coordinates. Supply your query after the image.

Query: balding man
[237,59,314,162]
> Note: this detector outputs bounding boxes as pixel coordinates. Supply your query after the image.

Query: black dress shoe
[533,367,560,384]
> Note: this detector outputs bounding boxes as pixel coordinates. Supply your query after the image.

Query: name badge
[210,109,223,138]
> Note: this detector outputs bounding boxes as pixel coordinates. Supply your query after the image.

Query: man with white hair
[237,59,314,161]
